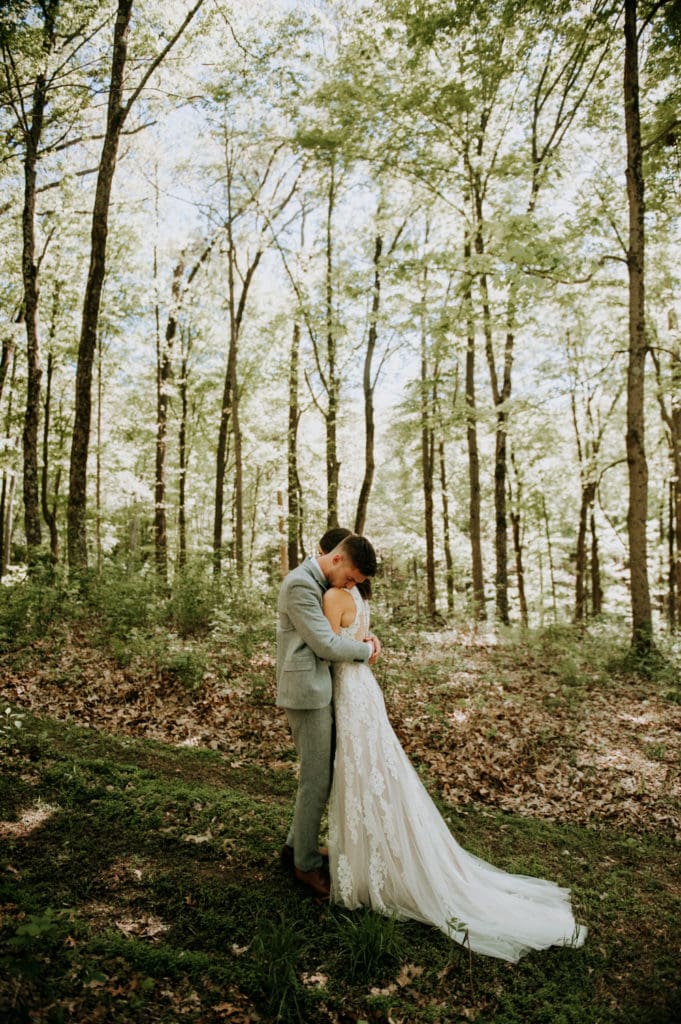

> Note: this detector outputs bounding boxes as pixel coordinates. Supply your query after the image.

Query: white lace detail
[327,588,587,963]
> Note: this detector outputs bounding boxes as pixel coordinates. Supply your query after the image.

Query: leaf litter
[1,626,678,840]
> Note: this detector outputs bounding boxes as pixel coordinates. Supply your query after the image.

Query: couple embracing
[276,531,587,963]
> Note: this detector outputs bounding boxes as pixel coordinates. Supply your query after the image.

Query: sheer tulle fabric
[328,590,587,963]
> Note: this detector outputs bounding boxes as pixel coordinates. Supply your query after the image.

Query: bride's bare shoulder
[323,587,357,630]
[323,588,355,612]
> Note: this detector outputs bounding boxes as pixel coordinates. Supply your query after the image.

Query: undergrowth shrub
[210,586,275,657]
[0,566,77,651]
[83,565,164,640]
[168,560,219,637]
[109,628,207,689]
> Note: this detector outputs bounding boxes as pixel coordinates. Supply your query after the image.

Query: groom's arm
[285,579,371,663]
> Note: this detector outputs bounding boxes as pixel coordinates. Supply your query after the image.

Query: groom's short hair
[337,534,377,577]
[319,526,351,553]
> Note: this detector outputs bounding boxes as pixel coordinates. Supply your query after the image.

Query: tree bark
[67,0,133,569]
[575,480,597,623]
[0,318,18,410]
[41,351,60,562]
[667,329,681,629]
[623,0,653,654]
[438,438,454,614]
[155,259,183,580]
[419,259,437,619]
[509,450,528,628]
[355,233,381,535]
[212,162,262,576]
[590,505,603,616]
[325,161,340,528]
[473,191,512,624]
[541,492,558,622]
[95,338,103,572]
[463,233,486,620]
[0,349,18,578]
[67,0,204,570]
[177,329,191,570]
[20,4,57,560]
[287,322,303,569]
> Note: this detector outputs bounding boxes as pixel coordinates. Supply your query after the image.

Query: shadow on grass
[0,710,679,1024]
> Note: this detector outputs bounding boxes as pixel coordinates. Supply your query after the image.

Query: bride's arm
[323,588,356,634]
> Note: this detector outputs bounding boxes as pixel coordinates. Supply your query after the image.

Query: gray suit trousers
[285,704,334,872]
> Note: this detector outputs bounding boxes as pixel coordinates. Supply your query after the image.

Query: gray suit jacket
[276,557,371,710]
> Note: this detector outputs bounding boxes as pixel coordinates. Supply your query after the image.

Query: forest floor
[0,617,679,1023]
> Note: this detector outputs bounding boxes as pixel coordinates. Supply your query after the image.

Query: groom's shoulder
[280,559,315,593]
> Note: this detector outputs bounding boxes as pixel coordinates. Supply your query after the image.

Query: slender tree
[67,0,205,569]
[0,350,18,578]
[463,231,486,620]
[623,0,653,654]
[287,321,303,568]
[355,217,405,534]
[2,0,58,560]
[651,313,681,630]
[41,350,60,562]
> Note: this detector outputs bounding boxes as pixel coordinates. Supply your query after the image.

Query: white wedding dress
[328,588,587,963]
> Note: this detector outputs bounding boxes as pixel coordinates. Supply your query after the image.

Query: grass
[1,709,679,1024]
[0,574,679,1022]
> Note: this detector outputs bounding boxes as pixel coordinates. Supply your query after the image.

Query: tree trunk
[66,0,204,570]
[2,471,17,577]
[155,259,183,580]
[474,197,512,624]
[541,492,558,622]
[464,234,486,620]
[419,261,436,619]
[212,216,261,576]
[41,351,60,562]
[67,0,133,570]
[668,481,676,629]
[178,331,191,570]
[623,0,653,655]
[438,438,454,615]
[0,349,18,578]
[669,328,681,629]
[509,451,528,628]
[355,233,381,535]
[0,326,17,409]
[575,481,597,623]
[95,338,103,572]
[287,322,302,570]
[214,363,232,575]
[325,161,340,528]
[590,504,603,616]
[21,8,57,560]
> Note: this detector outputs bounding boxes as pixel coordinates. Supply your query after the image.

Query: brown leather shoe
[294,865,331,899]
[280,844,329,872]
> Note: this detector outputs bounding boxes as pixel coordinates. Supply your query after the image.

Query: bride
[322,576,587,964]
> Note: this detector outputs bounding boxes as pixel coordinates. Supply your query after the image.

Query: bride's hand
[366,633,381,664]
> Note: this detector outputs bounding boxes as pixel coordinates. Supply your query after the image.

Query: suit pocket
[285,649,315,674]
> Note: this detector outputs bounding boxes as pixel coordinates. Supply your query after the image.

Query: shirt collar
[310,555,329,590]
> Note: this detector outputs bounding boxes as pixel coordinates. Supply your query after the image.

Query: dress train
[328,590,587,963]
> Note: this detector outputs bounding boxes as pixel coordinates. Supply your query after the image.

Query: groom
[276,532,380,898]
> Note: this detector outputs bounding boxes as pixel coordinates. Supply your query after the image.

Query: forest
[0,0,677,646]
[0,1,680,1022]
